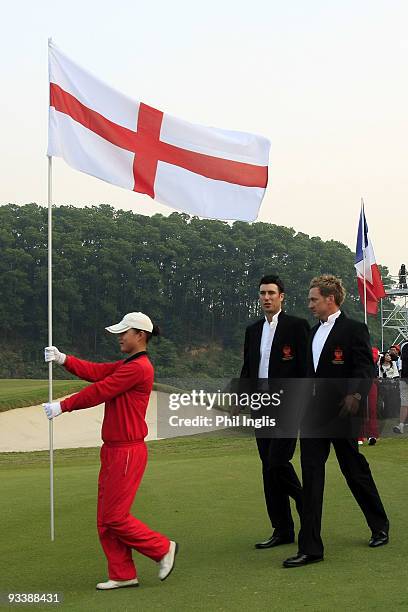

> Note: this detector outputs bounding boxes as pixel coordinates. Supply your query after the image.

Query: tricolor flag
[355,202,386,315]
[47,40,270,221]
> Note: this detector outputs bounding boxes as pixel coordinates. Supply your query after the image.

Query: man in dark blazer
[240,274,310,549]
[283,274,389,568]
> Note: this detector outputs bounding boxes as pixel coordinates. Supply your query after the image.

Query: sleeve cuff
[60,400,70,413]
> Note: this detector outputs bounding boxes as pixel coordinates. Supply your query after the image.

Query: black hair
[130,325,160,342]
[144,324,161,343]
[151,324,161,337]
[258,274,285,294]
[379,352,391,367]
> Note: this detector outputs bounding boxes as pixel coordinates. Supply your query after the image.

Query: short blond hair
[309,274,346,306]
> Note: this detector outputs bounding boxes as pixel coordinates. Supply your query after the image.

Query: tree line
[0,203,392,379]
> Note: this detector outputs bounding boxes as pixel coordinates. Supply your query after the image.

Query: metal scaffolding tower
[381,275,408,349]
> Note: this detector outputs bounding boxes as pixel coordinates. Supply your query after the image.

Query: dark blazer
[306,311,374,382]
[302,311,374,436]
[240,311,310,435]
[240,311,310,380]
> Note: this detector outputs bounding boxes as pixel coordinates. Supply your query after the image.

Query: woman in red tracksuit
[43,312,178,590]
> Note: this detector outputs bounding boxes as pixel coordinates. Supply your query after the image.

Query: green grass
[1,434,407,611]
[0,379,89,412]
[0,379,187,412]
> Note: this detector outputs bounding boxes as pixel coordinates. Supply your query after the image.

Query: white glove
[44,346,66,365]
[43,402,62,420]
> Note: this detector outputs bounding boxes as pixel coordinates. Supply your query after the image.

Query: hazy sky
[2,0,408,277]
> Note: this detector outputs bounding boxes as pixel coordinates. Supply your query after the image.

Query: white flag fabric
[48,41,270,221]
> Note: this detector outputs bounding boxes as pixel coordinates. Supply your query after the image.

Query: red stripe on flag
[357,263,385,316]
[50,83,138,152]
[159,140,268,187]
[133,103,163,197]
[357,278,380,315]
[50,83,268,191]
[370,264,386,299]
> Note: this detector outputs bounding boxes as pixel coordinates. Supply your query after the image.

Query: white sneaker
[393,424,404,434]
[96,578,139,590]
[158,541,178,581]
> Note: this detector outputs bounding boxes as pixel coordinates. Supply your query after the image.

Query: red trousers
[97,442,170,580]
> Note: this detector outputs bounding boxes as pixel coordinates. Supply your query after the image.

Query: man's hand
[43,402,62,420]
[339,394,360,418]
[44,346,66,365]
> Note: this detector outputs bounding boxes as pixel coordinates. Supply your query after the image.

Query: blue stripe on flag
[355,207,368,264]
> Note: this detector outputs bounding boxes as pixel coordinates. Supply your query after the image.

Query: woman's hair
[145,324,161,342]
[151,324,161,337]
[132,324,161,342]
[380,352,391,367]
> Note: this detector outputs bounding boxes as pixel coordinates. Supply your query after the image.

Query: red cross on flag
[48,41,270,221]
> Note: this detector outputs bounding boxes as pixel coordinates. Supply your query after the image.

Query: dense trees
[0,203,391,379]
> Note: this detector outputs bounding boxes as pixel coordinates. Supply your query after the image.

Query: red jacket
[60,352,154,443]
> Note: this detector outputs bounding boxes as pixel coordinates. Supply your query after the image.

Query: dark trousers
[298,438,388,556]
[256,437,303,535]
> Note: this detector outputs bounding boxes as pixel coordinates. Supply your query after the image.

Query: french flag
[355,202,386,315]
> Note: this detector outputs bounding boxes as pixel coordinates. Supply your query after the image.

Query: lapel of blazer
[308,323,319,373]
[252,318,264,374]
[267,311,288,375]
[271,311,287,349]
[316,311,346,374]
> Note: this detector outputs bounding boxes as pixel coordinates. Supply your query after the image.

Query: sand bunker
[0,391,226,452]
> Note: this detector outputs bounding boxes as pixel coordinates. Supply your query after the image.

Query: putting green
[1,434,407,611]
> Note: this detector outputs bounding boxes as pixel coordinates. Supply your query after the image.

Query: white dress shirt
[312,310,342,372]
[258,310,281,378]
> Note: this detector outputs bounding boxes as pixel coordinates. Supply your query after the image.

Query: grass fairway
[0,379,185,412]
[0,380,88,412]
[1,434,407,611]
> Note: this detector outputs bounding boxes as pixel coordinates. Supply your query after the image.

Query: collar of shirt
[258,311,281,379]
[312,310,341,371]
[319,309,341,327]
[124,350,148,364]
[265,309,281,328]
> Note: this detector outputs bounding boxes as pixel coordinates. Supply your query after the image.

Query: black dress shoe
[255,534,295,549]
[283,553,323,568]
[369,531,389,547]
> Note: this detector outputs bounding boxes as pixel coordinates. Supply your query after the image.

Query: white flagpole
[47,37,55,542]
[361,197,368,325]
[360,198,370,436]
[48,154,55,542]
